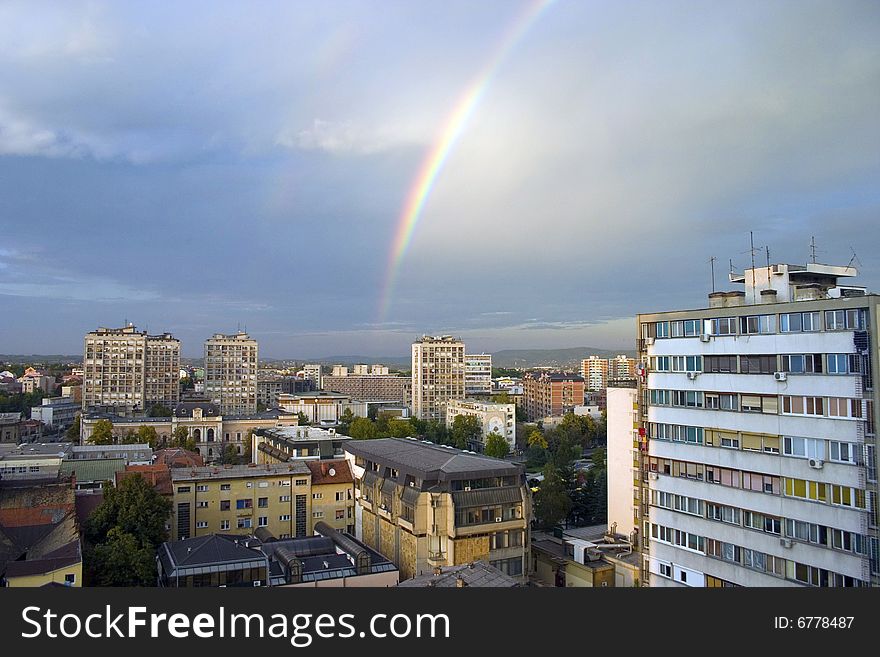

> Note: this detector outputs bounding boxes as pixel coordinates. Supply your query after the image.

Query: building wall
[321,375,410,404]
[412,337,465,421]
[204,333,258,415]
[635,289,878,588]
[311,479,355,534]
[446,400,516,450]
[5,562,82,588]
[607,386,638,538]
[171,470,313,540]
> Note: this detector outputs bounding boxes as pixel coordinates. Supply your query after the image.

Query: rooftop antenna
[845,247,862,273]
[709,256,717,293]
[749,231,757,291]
[765,245,771,282]
[809,236,817,264]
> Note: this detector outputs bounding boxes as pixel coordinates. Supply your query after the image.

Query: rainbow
[377,0,555,322]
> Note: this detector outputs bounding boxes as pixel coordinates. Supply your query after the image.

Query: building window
[221,484,231,491]
[709,317,737,336]
[312,493,323,500]
[827,354,850,374]
[220,500,230,511]
[295,479,308,486]
[258,497,268,507]
[177,486,191,493]
[313,511,324,519]
[335,509,345,520]
[280,514,291,522]
[64,574,76,585]
[196,484,208,492]
[258,516,268,527]
[280,495,291,502]
[236,499,253,509]
[237,518,252,529]
[196,501,208,508]
[220,520,230,530]
[740,314,776,335]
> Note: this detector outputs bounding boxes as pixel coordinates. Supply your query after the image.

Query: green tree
[90,419,114,445]
[491,391,512,404]
[338,408,355,434]
[388,417,415,439]
[179,376,194,391]
[137,425,159,449]
[533,461,573,529]
[450,414,481,450]
[242,430,253,463]
[65,414,81,442]
[349,416,379,440]
[256,401,267,412]
[172,426,189,446]
[148,404,172,418]
[86,474,172,549]
[221,443,239,464]
[528,428,548,449]
[484,431,510,458]
[297,412,311,426]
[88,527,157,586]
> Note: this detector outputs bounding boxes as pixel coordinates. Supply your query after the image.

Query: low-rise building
[0,476,82,587]
[157,522,399,588]
[345,438,531,582]
[531,525,639,588]
[397,561,520,587]
[252,426,351,463]
[30,397,81,429]
[61,459,127,491]
[276,392,367,425]
[306,460,355,535]
[445,400,516,452]
[169,461,354,542]
[0,413,21,445]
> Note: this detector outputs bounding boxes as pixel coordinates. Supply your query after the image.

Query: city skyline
[1,1,878,358]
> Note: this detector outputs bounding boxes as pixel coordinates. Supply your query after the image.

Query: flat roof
[170,462,311,481]
[345,438,523,480]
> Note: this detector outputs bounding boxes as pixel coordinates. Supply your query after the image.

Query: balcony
[427,551,447,566]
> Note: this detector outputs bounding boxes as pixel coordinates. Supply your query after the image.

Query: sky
[0,0,878,359]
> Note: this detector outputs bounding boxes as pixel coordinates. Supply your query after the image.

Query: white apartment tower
[465,353,493,397]
[83,325,180,413]
[411,335,465,421]
[204,332,258,415]
[631,262,878,587]
[581,355,609,392]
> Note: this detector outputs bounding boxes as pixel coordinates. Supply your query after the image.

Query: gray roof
[170,461,310,481]
[158,534,265,575]
[397,561,520,587]
[60,458,126,482]
[344,438,523,480]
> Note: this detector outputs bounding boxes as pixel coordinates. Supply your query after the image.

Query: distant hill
[0,355,81,364]
[490,347,636,369]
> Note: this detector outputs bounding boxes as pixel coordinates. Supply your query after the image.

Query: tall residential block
[465,354,493,397]
[631,261,878,588]
[411,336,465,421]
[204,332,258,415]
[83,325,180,413]
[522,371,585,421]
[581,356,609,392]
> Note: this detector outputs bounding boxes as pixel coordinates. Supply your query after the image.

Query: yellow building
[170,460,355,541]
[345,438,531,582]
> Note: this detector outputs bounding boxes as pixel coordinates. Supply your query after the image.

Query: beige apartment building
[204,332,258,415]
[83,325,180,413]
[412,335,466,421]
[345,438,531,582]
[170,460,355,541]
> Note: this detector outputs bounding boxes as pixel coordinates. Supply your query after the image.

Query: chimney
[433,565,442,576]
[759,289,778,304]
[455,575,467,588]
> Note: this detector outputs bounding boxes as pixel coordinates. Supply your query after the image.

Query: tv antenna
[709,256,717,293]
[809,236,818,264]
[845,247,862,273]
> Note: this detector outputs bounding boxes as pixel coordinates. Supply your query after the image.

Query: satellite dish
[329,468,336,476]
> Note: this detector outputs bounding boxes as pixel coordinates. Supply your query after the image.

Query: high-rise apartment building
[204,332,258,415]
[629,262,878,587]
[83,325,180,413]
[465,354,493,397]
[581,356,609,392]
[301,364,322,391]
[522,371,585,421]
[411,336,465,421]
[609,354,637,383]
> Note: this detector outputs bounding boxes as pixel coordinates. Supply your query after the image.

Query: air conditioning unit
[464,486,471,491]
[645,337,655,345]
[808,458,824,469]
[253,581,262,587]
[774,371,788,381]
[686,372,699,380]
[648,472,659,481]
[495,517,502,523]
[780,538,792,548]
[700,334,711,342]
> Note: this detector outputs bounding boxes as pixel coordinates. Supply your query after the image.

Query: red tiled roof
[0,506,74,528]
[117,464,172,496]
[153,448,204,468]
[306,459,353,485]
